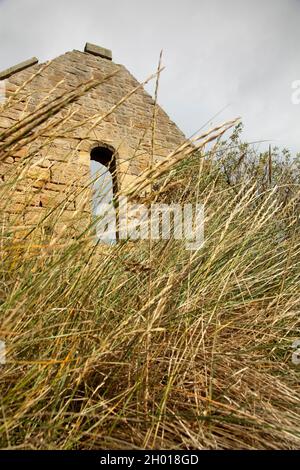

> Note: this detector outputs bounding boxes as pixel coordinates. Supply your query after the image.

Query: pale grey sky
[0,0,299,152]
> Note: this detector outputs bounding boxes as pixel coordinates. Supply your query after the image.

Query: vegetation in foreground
[0,75,299,449]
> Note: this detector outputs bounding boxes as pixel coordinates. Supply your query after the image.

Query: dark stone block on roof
[84,43,112,61]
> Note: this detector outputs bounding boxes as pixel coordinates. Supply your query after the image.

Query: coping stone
[84,43,112,61]
[0,57,39,81]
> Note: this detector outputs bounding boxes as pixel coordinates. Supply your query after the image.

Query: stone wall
[0,46,187,240]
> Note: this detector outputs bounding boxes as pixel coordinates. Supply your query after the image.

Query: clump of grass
[0,74,299,450]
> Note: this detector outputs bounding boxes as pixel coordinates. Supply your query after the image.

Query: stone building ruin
[0,43,187,241]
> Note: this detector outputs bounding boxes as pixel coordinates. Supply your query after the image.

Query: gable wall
[0,50,186,238]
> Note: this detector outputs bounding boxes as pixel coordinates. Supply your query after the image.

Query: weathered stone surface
[40,192,75,210]
[24,208,44,225]
[0,57,39,80]
[84,43,112,61]
[0,45,187,237]
[27,167,50,181]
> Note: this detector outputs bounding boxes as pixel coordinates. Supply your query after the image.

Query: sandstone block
[84,43,112,61]
[0,57,38,80]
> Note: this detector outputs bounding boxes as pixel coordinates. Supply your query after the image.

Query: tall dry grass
[0,71,299,450]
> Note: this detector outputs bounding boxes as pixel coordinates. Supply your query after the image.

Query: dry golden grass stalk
[0,65,299,451]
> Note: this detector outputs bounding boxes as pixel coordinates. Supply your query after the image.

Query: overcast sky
[0,0,299,153]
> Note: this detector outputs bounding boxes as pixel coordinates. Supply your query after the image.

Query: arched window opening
[90,146,118,244]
